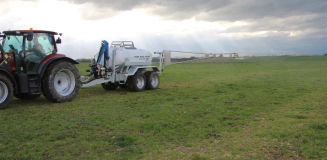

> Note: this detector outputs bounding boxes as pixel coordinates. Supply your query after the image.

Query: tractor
[0,29,80,109]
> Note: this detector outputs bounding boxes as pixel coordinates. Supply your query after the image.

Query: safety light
[29,28,33,30]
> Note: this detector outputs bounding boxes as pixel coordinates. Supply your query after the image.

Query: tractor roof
[2,30,58,35]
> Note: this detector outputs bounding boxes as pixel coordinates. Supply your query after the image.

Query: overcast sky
[0,0,326,59]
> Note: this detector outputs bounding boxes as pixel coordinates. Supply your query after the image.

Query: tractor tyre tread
[41,61,81,103]
[15,93,41,100]
[0,74,14,109]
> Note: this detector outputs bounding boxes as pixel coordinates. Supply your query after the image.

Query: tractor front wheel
[0,74,13,109]
[42,61,81,102]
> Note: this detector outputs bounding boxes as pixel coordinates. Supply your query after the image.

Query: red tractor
[0,29,80,109]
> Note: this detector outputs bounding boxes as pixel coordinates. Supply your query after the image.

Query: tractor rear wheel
[0,74,13,109]
[102,83,118,90]
[145,71,160,90]
[42,61,81,102]
[128,72,146,92]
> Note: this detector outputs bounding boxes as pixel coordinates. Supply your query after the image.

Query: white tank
[95,41,152,68]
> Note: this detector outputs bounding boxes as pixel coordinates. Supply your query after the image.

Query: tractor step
[27,75,41,93]
[28,77,38,81]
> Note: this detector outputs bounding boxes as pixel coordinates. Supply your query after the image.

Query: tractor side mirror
[56,37,61,44]
[27,31,33,41]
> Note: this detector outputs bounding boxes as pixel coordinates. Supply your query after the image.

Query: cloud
[78,3,123,20]
[63,0,326,21]
[62,0,326,41]
[193,0,326,21]
[222,14,326,39]
[62,0,158,11]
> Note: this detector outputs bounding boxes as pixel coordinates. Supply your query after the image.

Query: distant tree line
[75,59,92,62]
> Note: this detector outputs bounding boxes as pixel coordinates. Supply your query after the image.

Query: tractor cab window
[25,33,55,74]
[2,35,24,55]
[0,39,2,59]
[2,35,24,71]
[26,33,55,57]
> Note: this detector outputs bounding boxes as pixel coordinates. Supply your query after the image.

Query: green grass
[1,56,326,159]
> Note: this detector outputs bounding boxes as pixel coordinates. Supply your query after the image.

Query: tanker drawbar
[81,40,161,92]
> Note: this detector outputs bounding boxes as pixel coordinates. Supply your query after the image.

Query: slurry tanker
[81,40,161,92]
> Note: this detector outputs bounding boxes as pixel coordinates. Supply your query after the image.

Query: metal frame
[154,50,171,73]
[111,41,135,48]
[153,50,239,72]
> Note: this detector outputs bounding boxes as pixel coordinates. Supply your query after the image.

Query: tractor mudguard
[0,69,18,94]
[38,56,79,79]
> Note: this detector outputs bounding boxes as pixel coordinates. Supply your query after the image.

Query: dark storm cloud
[61,0,231,20]
[225,14,326,33]
[64,0,326,22]
[195,0,326,21]
[64,0,327,36]
[63,0,158,10]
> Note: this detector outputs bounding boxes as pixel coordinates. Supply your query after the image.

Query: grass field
[1,56,326,159]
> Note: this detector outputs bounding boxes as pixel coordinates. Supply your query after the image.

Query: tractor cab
[1,30,61,74]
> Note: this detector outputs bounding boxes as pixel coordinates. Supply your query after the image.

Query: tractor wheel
[15,93,41,100]
[42,61,81,103]
[128,72,146,92]
[0,74,14,109]
[119,84,127,88]
[145,71,160,90]
[102,83,118,90]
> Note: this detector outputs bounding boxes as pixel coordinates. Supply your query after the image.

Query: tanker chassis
[81,40,162,92]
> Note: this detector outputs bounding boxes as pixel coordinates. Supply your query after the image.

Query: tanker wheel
[15,93,41,100]
[145,71,160,90]
[0,74,13,109]
[129,72,146,92]
[102,83,118,90]
[119,84,127,88]
[42,61,81,103]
